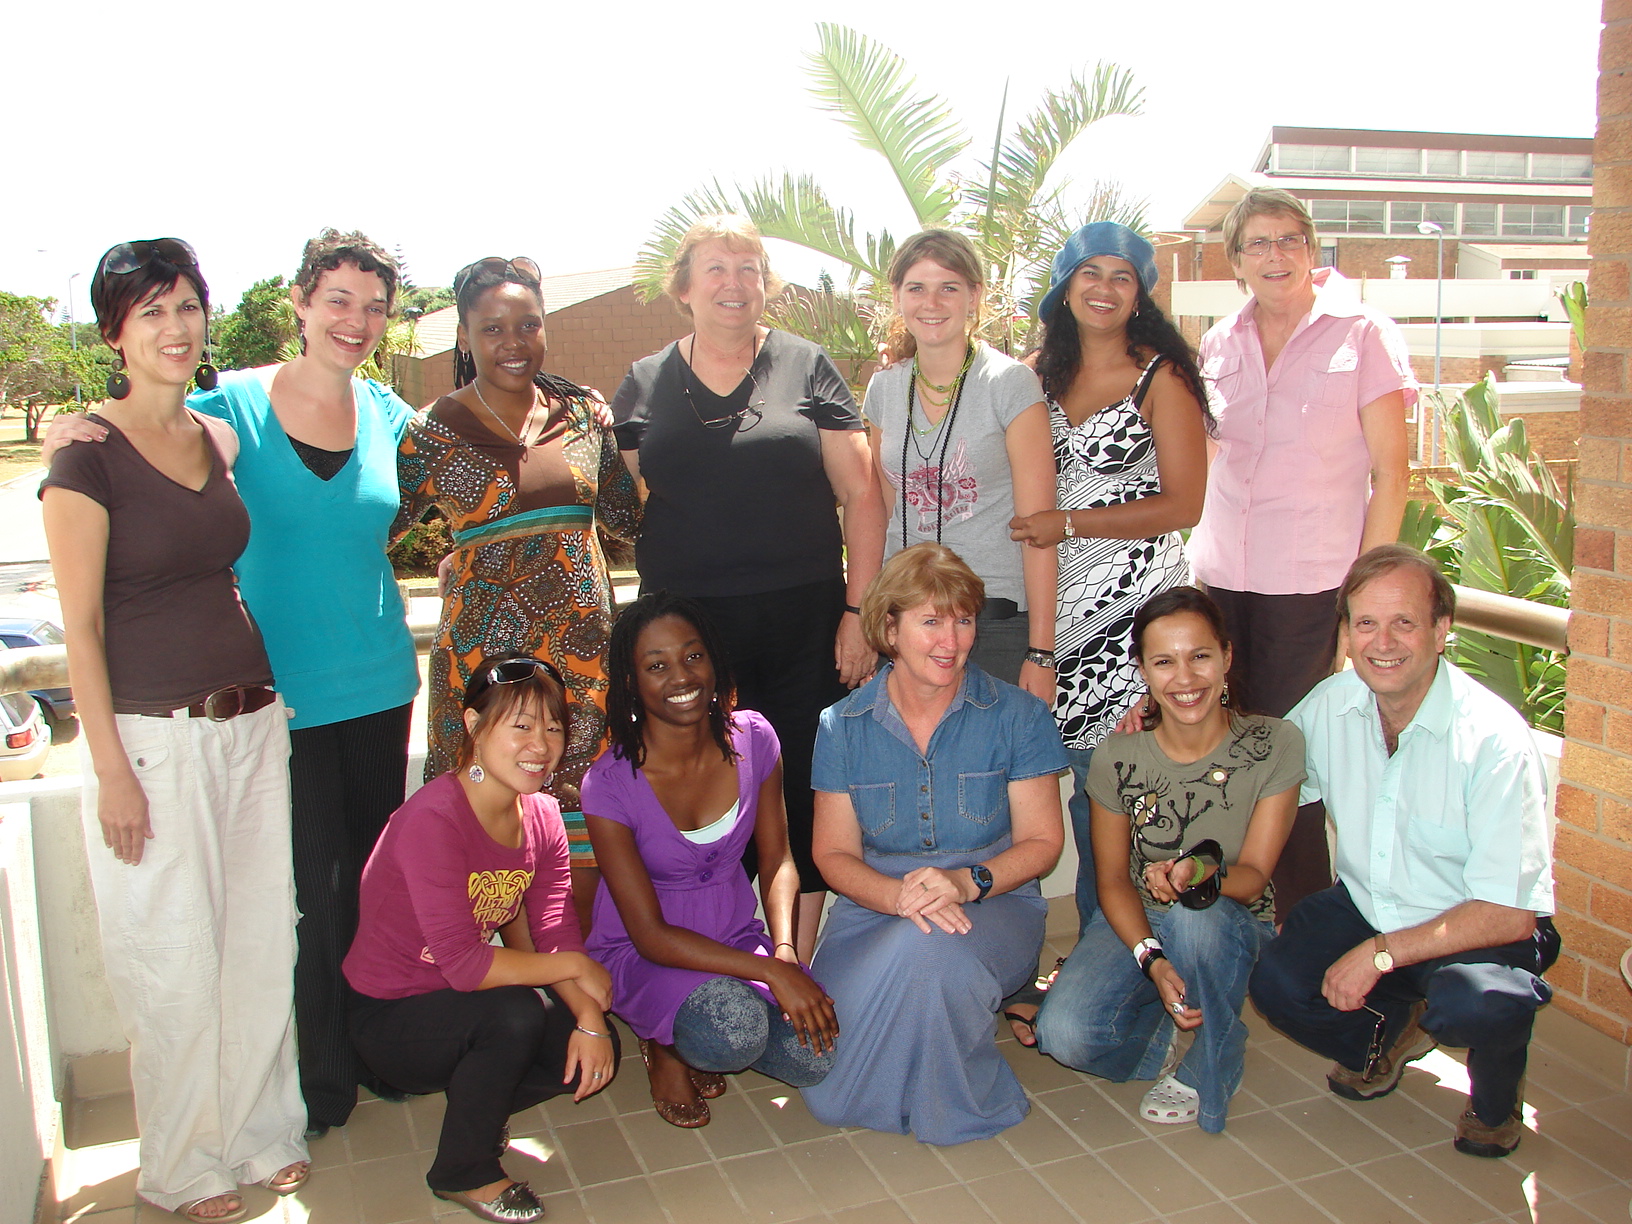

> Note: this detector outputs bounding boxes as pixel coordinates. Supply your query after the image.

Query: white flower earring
[468,761,485,784]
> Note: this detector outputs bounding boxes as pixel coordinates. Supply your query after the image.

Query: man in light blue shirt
[1249,545,1558,1159]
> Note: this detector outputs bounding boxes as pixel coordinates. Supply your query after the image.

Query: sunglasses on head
[99,238,201,278]
[453,256,542,294]
[463,657,566,710]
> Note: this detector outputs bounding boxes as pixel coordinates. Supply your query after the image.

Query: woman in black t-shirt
[611,214,886,962]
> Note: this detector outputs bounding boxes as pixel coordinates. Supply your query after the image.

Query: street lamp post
[1417,221,1445,464]
[67,271,82,407]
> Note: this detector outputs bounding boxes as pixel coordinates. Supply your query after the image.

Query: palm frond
[765,289,883,397]
[807,23,968,227]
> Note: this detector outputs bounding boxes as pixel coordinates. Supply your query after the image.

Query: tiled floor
[52,929,1632,1224]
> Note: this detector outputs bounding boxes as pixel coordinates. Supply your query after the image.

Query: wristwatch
[1372,933,1394,974]
[969,864,994,903]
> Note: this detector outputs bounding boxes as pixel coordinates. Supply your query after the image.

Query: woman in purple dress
[584,593,838,1128]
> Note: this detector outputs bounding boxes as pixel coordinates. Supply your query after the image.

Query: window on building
[1320,244,1337,268]
[1501,205,1566,237]
[1424,149,1460,177]
[1389,201,1457,234]
[1569,206,1592,237]
[1354,147,1421,175]
[1529,153,1593,180]
[1309,200,1386,234]
[1508,269,1538,280]
[1461,203,1498,235]
[1278,144,1351,172]
[1464,150,1527,178]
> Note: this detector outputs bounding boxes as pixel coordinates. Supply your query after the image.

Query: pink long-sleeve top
[344,772,584,999]
[1189,267,1418,595]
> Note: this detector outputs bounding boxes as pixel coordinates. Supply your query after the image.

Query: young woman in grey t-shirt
[1027,586,1304,1134]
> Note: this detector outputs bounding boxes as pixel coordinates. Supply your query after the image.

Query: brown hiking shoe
[1327,1000,1436,1101]
[1454,1102,1524,1158]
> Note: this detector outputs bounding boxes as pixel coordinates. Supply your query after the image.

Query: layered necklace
[899,343,975,549]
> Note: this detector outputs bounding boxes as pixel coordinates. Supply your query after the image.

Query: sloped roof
[408,266,637,358]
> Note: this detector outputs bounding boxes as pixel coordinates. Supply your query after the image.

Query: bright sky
[6,0,1599,325]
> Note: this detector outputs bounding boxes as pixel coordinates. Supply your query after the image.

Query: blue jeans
[1065,747,1097,932]
[1249,884,1559,1126]
[669,977,834,1088]
[1034,902,1274,1133]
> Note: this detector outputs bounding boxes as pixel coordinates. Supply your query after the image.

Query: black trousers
[350,985,616,1192]
[1206,586,1341,920]
[1250,884,1560,1125]
[289,701,414,1128]
[688,577,847,893]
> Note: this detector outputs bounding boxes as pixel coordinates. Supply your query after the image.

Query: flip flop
[1003,1008,1039,1048]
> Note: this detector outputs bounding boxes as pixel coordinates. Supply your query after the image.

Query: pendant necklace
[473,379,537,445]
[899,344,973,550]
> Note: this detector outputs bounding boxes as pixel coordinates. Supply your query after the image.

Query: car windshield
[1,691,37,727]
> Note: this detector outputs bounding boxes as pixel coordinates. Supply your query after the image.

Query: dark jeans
[688,578,846,893]
[350,985,619,1192]
[289,702,414,1128]
[1205,586,1341,919]
[1249,884,1559,1125]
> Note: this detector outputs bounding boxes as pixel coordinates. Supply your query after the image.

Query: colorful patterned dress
[395,390,641,858]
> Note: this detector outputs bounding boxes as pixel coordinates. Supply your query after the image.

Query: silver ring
[592,1071,603,1079]
[1171,1001,1185,1016]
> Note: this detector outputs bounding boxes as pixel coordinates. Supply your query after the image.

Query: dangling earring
[105,352,131,400]
[1220,682,1230,706]
[467,761,485,784]
[298,318,308,355]
[194,328,219,391]
[542,771,555,787]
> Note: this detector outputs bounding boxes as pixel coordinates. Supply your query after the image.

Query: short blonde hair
[1221,188,1318,268]
[664,215,783,316]
[860,543,986,657]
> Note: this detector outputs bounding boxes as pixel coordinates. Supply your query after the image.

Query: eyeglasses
[1359,1005,1390,1078]
[680,360,765,433]
[453,256,542,294]
[98,238,201,278]
[1236,234,1309,258]
[463,657,566,710]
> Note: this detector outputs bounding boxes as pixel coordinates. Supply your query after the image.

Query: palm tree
[634,23,1147,380]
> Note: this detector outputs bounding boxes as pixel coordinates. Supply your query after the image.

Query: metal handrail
[0,585,1571,701]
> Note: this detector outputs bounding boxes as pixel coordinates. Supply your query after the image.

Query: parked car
[0,688,50,782]
[0,615,75,730]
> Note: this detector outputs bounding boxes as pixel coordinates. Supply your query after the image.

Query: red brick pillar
[1554,3,1632,1043]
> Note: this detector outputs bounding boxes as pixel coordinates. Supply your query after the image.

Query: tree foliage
[635,23,1146,379]
[0,291,101,440]
[214,275,297,371]
[1398,375,1572,733]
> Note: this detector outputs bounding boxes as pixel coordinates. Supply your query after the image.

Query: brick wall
[1328,237,1461,283]
[546,287,689,401]
[1553,1,1632,1044]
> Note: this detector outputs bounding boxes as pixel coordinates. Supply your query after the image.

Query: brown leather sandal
[639,1038,712,1128]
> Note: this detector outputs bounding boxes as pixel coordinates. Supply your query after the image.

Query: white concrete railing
[1172,277,1575,322]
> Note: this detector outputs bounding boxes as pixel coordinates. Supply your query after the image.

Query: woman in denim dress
[801,544,1066,1145]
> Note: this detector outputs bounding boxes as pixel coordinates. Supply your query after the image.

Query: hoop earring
[542,771,555,787]
[467,762,485,784]
[105,352,130,400]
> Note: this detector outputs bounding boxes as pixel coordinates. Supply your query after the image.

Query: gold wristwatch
[1372,933,1394,973]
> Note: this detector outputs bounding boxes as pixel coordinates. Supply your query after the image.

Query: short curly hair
[291,228,401,312]
[664,215,782,317]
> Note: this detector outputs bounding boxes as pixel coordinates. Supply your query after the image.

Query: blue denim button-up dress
[801,663,1067,1145]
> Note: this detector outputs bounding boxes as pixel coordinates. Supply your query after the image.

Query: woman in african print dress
[395,256,640,924]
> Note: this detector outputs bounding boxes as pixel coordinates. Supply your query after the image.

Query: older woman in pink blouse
[1188,187,1415,918]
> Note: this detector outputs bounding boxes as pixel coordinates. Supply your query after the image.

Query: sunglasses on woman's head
[453,256,542,294]
[464,657,567,711]
[99,238,201,278]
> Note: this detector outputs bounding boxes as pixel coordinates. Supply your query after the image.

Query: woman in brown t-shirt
[41,239,308,1222]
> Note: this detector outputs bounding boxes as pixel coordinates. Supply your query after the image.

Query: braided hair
[604,592,739,771]
[1035,291,1214,434]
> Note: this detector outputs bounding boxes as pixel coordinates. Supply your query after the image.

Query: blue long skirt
[801,867,1045,1146]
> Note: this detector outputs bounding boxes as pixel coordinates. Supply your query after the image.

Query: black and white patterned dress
[1053,361,1191,751]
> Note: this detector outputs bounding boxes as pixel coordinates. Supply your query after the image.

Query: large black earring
[105,352,131,400]
[194,324,218,390]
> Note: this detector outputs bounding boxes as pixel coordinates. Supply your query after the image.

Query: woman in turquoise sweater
[45,228,420,1137]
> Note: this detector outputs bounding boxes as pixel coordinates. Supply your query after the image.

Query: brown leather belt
[149,685,278,721]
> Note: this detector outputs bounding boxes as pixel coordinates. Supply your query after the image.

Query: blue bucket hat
[1036,222,1159,322]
